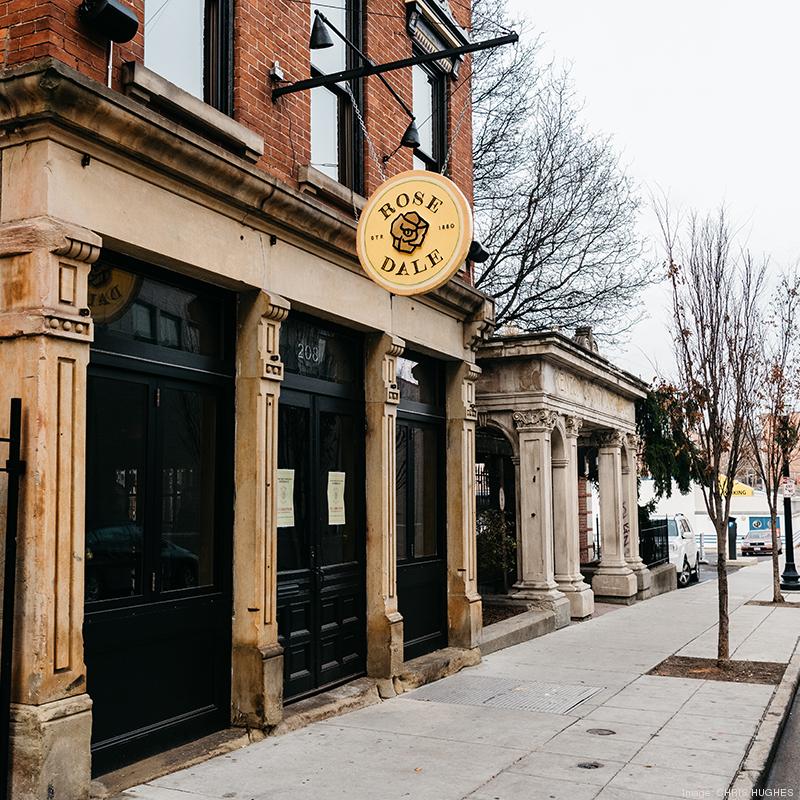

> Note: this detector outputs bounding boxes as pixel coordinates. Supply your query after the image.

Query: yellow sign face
[356,170,473,296]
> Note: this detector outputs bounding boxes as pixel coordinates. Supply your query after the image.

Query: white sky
[506,0,800,381]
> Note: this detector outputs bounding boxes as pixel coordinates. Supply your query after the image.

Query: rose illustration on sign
[390,211,429,254]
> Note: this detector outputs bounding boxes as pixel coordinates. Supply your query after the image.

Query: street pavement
[118,559,800,800]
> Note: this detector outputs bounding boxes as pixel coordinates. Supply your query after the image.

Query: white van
[667,514,700,587]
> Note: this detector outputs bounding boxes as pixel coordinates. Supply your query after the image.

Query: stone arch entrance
[475,425,518,594]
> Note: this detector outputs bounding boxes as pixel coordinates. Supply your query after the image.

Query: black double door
[277,387,366,701]
[83,258,234,775]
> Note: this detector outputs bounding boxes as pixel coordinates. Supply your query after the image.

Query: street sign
[782,478,795,497]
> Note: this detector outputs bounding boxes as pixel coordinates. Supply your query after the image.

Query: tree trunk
[770,508,783,604]
[716,518,730,661]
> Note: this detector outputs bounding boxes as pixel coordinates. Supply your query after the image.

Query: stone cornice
[477,330,648,400]
[0,58,491,321]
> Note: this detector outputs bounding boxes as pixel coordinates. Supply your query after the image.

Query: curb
[728,636,800,794]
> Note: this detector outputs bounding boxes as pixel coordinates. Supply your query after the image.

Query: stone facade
[0,0,492,794]
[476,331,650,619]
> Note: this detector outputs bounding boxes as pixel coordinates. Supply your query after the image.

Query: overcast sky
[505,0,800,381]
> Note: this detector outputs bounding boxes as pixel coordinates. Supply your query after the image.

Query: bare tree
[470,0,652,336]
[747,271,800,603]
[658,203,765,660]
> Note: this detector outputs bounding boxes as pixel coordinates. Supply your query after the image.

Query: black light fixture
[79,0,139,43]
[309,12,334,50]
[401,120,421,149]
[468,240,490,263]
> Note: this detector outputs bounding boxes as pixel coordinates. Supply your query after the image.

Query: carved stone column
[365,333,404,678]
[623,433,652,599]
[445,361,482,650]
[231,290,289,729]
[0,217,101,800]
[511,409,570,626]
[552,416,594,619]
[593,430,638,603]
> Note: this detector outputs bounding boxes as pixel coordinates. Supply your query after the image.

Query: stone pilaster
[593,430,638,603]
[365,333,405,678]
[445,361,482,650]
[623,433,652,599]
[0,217,101,800]
[231,290,289,729]
[552,416,594,619]
[511,409,570,625]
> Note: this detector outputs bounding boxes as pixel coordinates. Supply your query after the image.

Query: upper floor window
[310,0,362,191]
[412,61,446,172]
[144,0,232,113]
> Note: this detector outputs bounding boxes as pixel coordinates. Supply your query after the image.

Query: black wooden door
[396,418,447,660]
[277,388,366,701]
[84,367,233,775]
[83,256,234,776]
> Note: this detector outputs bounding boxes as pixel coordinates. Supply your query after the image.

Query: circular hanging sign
[356,170,473,296]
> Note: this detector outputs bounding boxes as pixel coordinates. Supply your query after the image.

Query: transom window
[143,0,232,113]
[310,0,362,190]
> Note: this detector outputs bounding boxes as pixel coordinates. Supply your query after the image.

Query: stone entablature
[476,331,645,435]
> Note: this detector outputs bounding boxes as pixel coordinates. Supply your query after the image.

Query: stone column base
[231,642,284,729]
[555,579,595,619]
[628,562,653,600]
[448,593,483,650]
[10,694,93,800]
[367,610,404,679]
[512,585,571,629]
[592,567,638,604]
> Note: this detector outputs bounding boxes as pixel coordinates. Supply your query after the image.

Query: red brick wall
[0,0,473,212]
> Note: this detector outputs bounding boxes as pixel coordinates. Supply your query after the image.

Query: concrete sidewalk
[118,560,800,800]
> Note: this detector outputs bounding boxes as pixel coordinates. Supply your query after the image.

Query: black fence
[639,519,670,567]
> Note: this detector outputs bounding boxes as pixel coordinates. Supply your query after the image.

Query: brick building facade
[0,1,493,796]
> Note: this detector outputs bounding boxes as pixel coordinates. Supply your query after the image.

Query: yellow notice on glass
[327,471,346,526]
[276,468,295,528]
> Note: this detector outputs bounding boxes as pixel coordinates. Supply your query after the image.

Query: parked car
[665,514,700,587]
[742,528,783,556]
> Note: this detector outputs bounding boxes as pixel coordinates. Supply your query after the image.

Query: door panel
[396,419,447,661]
[277,390,366,702]
[84,368,232,775]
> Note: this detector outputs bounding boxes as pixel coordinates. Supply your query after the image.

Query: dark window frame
[205,0,234,115]
[309,0,364,193]
[412,55,448,174]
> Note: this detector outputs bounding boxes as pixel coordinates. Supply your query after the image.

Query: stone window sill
[120,62,263,163]
[297,164,366,214]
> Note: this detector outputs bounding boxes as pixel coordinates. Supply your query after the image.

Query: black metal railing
[1,399,24,800]
[639,519,670,567]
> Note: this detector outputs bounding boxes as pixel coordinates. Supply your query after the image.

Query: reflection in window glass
[277,405,311,572]
[160,387,217,590]
[397,356,440,406]
[90,263,225,359]
[85,377,148,602]
[396,425,409,561]
[311,86,340,180]
[280,316,358,384]
[413,427,438,557]
[144,0,205,99]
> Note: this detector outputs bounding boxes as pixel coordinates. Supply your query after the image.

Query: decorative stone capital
[258,293,290,381]
[366,333,405,405]
[0,216,102,263]
[513,409,558,432]
[563,415,583,438]
[595,429,626,450]
[448,361,481,421]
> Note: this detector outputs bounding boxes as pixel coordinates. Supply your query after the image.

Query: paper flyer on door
[327,471,346,525]
[276,468,295,527]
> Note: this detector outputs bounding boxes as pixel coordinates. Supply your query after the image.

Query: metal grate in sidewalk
[403,675,602,714]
